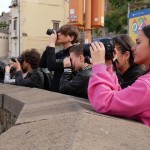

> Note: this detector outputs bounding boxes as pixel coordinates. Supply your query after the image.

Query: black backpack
[42,71,52,91]
[38,69,52,91]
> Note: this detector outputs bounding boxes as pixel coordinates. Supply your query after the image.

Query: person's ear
[113,49,117,60]
[69,36,74,43]
[79,55,84,62]
[125,51,130,60]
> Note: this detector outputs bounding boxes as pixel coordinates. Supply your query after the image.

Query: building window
[14,19,17,30]
[53,21,59,31]
[6,37,8,40]
[0,36,2,39]
[3,36,5,39]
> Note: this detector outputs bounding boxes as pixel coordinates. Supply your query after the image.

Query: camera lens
[11,57,16,62]
[83,37,115,60]
[46,29,54,35]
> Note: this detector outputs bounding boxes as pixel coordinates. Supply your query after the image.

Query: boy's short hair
[69,44,84,56]
[59,24,79,44]
[21,48,40,69]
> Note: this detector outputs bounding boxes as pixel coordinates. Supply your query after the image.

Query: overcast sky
[0,0,11,14]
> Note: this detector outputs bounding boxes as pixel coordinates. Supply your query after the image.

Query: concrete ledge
[3,95,24,117]
[0,94,3,108]
[0,84,149,150]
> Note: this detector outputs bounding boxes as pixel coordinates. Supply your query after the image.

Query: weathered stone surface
[16,93,90,124]
[0,108,16,135]
[3,95,24,117]
[0,84,149,150]
[0,94,3,108]
[0,113,149,150]
[0,84,29,95]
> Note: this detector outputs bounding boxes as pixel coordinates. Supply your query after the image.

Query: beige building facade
[9,0,69,57]
[0,32,9,58]
[0,12,10,59]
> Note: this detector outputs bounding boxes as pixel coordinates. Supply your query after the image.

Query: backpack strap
[36,69,44,89]
[39,68,52,91]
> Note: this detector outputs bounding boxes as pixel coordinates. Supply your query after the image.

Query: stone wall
[0,108,17,134]
[0,83,149,150]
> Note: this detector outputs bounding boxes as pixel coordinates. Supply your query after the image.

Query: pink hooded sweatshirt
[88,64,150,127]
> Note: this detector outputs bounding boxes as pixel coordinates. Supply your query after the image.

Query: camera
[46,29,55,35]
[46,29,60,36]
[83,37,115,59]
[11,57,23,64]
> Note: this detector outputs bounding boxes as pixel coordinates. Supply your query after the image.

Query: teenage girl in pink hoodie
[88,25,150,127]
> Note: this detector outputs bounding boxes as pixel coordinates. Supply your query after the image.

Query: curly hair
[21,49,40,69]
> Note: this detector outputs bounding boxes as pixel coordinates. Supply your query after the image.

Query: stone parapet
[0,83,149,150]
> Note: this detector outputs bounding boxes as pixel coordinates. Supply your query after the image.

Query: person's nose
[131,44,136,52]
[57,32,61,36]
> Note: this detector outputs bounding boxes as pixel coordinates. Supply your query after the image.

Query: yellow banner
[129,14,150,42]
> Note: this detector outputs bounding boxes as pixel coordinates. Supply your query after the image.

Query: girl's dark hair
[113,34,135,65]
[142,25,150,42]
[59,24,80,44]
[21,48,40,69]
[142,25,150,74]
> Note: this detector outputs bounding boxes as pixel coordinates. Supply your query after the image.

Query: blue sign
[129,8,150,18]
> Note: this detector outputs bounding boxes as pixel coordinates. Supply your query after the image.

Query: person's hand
[48,30,57,47]
[12,59,21,71]
[5,65,12,73]
[63,57,71,68]
[90,42,105,65]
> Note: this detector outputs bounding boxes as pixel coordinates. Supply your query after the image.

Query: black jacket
[59,66,92,99]
[117,64,144,89]
[42,46,73,92]
[15,68,44,89]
